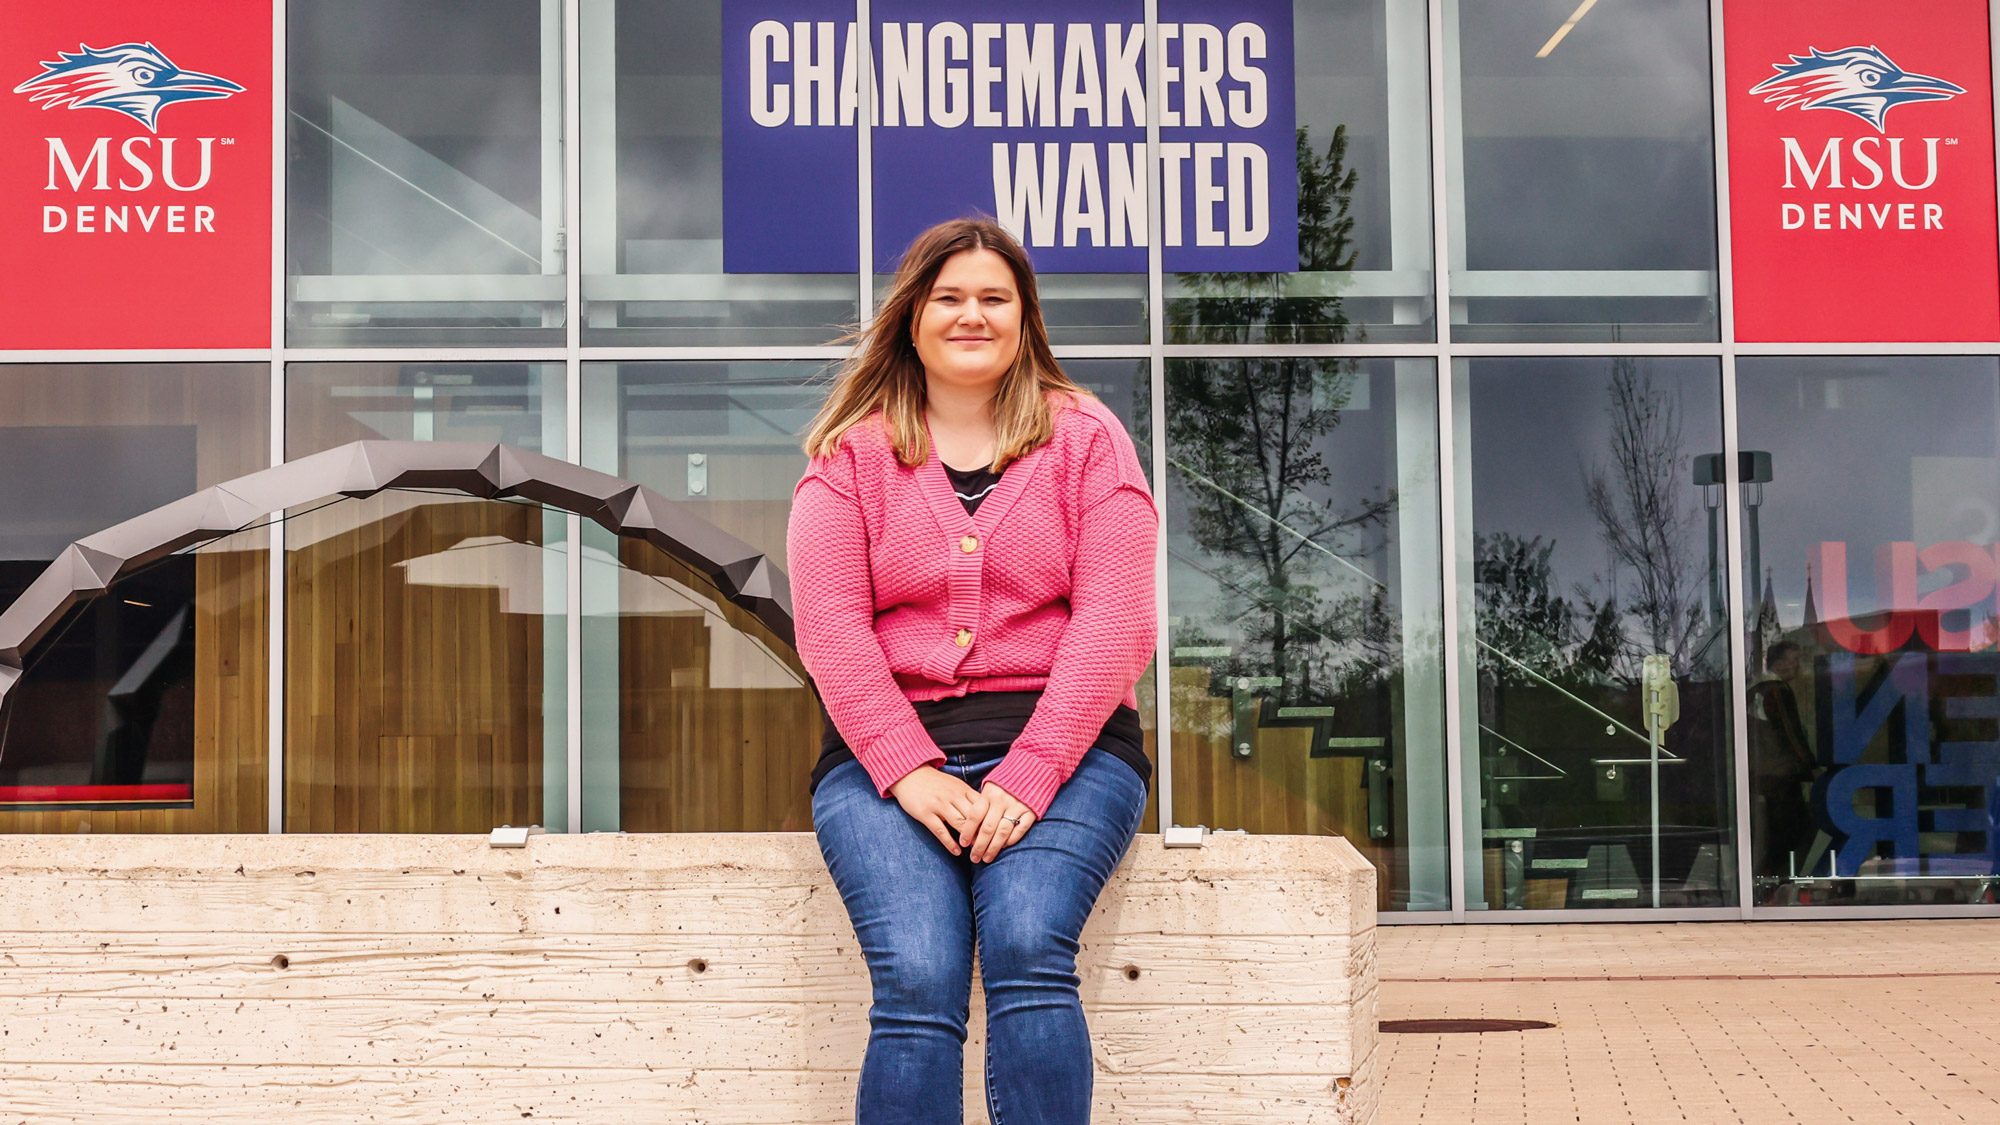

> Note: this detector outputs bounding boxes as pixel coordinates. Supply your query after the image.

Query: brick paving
[1376,921,2000,1123]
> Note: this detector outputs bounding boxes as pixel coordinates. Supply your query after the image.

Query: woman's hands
[886,769,1037,862]
[968,781,1035,863]
[887,766,987,856]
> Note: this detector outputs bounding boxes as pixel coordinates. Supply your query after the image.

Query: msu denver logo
[1750,45,1965,133]
[13,42,243,133]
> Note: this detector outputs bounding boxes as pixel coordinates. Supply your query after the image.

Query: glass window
[578,359,822,832]
[581,359,1158,832]
[284,363,567,831]
[1165,0,1436,344]
[288,0,565,345]
[1445,0,1718,342]
[583,0,859,344]
[0,365,269,834]
[1454,357,1734,909]
[1739,356,2000,908]
[1166,357,1446,910]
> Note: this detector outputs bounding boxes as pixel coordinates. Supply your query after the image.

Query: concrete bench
[0,833,1377,1122]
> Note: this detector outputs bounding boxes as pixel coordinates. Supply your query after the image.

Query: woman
[787,217,1157,1124]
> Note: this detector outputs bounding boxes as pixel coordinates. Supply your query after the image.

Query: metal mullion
[1441,341,1731,358]
[281,347,572,363]
[1708,0,1754,922]
[1743,903,2000,921]
[1145,0,1174,832]
[1718,289,1753,921]
[1380,900,2000,923]
[857,0,873,321]
[579,346,851,362]
[1410,906,1746,925]
[1427,0,1466,921]
[564,0,585,835]
[1436,0,1467,329]
[1160,342,1467,358]
[267,0,289,835]
[0,350,272,363]
[1049,344,1161,360]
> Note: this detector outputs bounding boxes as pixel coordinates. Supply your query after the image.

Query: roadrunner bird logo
[14,42,244,133]
[1749,45,1964,133]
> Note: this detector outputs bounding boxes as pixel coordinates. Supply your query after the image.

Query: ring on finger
[999,815,1021,827]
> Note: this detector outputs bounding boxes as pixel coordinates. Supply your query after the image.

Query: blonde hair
[802,217,1088,470]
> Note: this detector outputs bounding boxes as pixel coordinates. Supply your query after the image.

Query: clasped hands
[888,766,1036,862]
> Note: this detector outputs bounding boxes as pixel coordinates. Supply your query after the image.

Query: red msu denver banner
[1724,0,2000,341]
[0,0,270,349]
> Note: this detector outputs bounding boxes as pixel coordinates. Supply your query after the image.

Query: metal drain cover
[1380,1018,1554,1034]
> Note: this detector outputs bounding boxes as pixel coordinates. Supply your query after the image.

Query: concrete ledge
[0,832,1377,1123]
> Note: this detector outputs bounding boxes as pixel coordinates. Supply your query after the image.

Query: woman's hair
[802,216,1088,470]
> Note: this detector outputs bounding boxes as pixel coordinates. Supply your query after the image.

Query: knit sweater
[785,394,1158,817]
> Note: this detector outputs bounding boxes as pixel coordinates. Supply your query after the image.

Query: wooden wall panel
[0,365,268,835]
[617,539,822,832]
[692,496,794,568]
[284,497,545,833]
[281,364,561,834]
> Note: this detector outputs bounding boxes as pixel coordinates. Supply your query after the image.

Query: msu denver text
[43,136,221,235]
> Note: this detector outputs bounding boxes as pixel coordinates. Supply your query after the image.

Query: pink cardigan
[786,394,1158,817]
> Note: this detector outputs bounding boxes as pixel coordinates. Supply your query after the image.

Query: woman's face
[912,247,1024,399]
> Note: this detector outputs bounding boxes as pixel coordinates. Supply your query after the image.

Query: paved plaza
[1377,920,2000,1123]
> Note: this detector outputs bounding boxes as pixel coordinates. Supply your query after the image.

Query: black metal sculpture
[0,440,795,714]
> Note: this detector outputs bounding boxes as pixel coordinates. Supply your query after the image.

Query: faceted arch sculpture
[0,440,794,711]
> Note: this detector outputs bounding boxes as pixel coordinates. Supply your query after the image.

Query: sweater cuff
[985,750,1067,819]
[855,719,946,797]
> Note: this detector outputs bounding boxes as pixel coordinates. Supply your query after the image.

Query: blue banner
[721,1,1298,274]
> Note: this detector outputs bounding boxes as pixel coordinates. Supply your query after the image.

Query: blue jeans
[813,749,1148,1125]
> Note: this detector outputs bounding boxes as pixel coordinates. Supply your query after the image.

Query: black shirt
[945,461,1004,514]
[807,461,1153,795]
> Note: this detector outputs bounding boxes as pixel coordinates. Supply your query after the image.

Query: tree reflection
[1474,361,1718,693]
[1583,358,1709,678]
[1472,532,1621,688]
[1163,126,1398,709]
